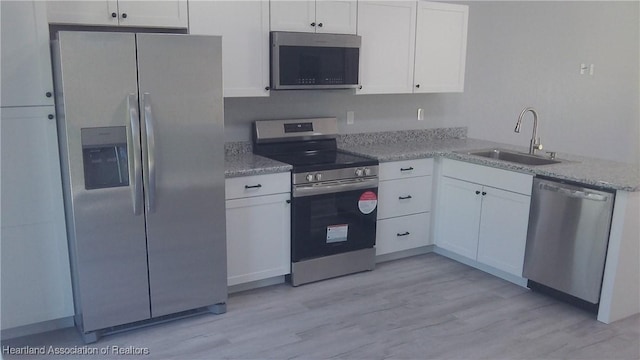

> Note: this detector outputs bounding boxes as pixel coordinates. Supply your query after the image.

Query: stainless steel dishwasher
[523,178,615,306]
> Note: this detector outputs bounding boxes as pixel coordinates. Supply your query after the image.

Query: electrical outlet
[346,111,355,125]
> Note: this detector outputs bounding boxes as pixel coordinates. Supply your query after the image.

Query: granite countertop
[223,130,639,191]
[224,142,291,178]
[339,138,640,192]
[225,152,291,178]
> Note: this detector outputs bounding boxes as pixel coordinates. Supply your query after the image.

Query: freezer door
[135,33,227,317]
[54,31,150,331]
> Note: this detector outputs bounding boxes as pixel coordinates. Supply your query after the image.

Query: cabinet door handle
[48,114,54,120]
[400,167,414,172]
[310,22,316,27]
[121,13,128,19]
[482,191,487,196]
[264,86,270,91]
[245,184,262,189]
[318,23,323,27]
[45,92,52,98]
[397,232,410,237]
[415,84,420,88]
[111,12,117,18]
[475,190,481,195]
[358,85,363,90]
[398,195,412,200]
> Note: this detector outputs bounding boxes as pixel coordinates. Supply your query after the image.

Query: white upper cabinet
[117,0,188,28]
[270,0,357,34]
[189,1,270,97]
[414,1,468,92]
[1,1,54,107]
[357,0,468,95]
[46,0,188,28]
[315,0,358,34]
[357,1,416,94]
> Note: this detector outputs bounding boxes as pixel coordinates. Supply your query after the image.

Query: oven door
[291,179,378,262]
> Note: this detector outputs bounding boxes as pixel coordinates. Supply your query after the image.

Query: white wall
[459,1,639,164]
[224,1,639,164]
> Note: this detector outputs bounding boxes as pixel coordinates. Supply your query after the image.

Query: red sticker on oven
[358,191,378,214]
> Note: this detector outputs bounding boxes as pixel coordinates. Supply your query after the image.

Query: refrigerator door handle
[128,94,143,215]
[143,93,157,213]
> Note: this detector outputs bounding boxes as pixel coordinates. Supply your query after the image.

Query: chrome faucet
[515,107,543,155]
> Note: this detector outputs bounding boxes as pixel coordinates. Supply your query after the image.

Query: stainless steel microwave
[270,31,361,90]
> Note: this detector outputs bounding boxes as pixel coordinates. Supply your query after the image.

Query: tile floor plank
[2,253,638,359]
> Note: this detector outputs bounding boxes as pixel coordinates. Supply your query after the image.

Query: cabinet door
[1,1,54,107]
[46,0,118,26]
[270,0,316,33]
[435,177,482,260]
[477,187,530,277]
[226,193,291,286]
[190,1,270,97]
[1,107,73,329]
[315,0,357,34]
[117,0,188,28]
[414,1,468,92]
[356,1,416,95]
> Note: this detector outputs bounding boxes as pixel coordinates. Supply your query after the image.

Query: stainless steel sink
[460,148,561,166]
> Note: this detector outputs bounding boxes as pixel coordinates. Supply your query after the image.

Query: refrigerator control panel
[81,127,129,190]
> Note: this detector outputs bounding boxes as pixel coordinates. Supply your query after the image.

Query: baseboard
[1,316,74,340]
[433,247,528,287]
[375,245,434,263]
[228,275,286,294]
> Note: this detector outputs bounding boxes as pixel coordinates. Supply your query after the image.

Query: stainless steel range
[253,118,379,286]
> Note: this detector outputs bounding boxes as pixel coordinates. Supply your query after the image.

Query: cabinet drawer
[378,176,432,219]
[225,172,290,199]
[376,212,431,256]
[379,158,433,181]
[441,158,533,195]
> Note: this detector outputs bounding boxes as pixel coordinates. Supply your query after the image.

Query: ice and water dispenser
[81,127,129,190]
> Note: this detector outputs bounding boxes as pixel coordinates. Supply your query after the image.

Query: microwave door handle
[127,94,143,215]
[142,93,157,213]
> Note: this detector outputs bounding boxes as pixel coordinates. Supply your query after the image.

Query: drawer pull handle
[400,167,414,172]
[397,232,410,237]
[482,191,487,196]
[475,190,481,195]
[398,195,412,200]
[245,184,262,189]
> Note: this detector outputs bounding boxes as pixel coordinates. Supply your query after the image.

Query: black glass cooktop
[266,150,378,173]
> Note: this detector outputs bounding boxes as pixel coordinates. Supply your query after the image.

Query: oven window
[279,46,359,86]
[291,188,377,262]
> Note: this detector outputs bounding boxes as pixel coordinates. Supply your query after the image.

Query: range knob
[355,168,364,177]
[315,173,322,181]
[306,174,314,182]
[364,168,371,176]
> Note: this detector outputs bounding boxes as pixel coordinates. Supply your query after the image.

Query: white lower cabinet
[1,107,74,330]
[225,173,291,286]
[376,158,434,256]
[435,159,532,278]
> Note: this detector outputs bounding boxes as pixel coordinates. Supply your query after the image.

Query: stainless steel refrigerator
[52,31,226,342]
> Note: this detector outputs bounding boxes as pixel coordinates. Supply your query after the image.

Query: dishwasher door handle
[540,183,609,202]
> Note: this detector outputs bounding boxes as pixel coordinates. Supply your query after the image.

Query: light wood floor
[3,253,639,359]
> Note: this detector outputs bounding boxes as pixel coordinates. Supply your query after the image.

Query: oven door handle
[293,178,378,198]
